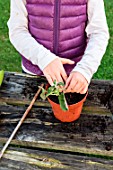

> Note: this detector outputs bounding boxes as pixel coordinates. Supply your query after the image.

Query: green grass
[93,0,113,80]
[0,0,113,79]
[0,0,21,72]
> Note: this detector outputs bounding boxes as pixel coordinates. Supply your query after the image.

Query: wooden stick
[0,83,44,159]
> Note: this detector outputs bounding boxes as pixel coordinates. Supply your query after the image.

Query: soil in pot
[49,92,86,105]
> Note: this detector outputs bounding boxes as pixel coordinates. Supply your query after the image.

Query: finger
[65,82,78,93]
[48,73,64,87]
[45,74,54,86]
[60,69,68,82]
[56,76,64,84]
[64,75,72,89]
[64,77,78,93]
[55,61,67,82]
[53,75,64,86]
[80,85,88,94]
[60,58,75,65]
[73,83,84,93]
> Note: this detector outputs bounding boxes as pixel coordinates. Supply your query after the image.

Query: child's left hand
[64,71,88,94]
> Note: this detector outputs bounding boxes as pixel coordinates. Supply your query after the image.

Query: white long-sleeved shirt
[7,0,109,83]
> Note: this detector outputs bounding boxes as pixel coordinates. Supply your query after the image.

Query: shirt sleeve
[72,0,109,83]
[7,0,58,71]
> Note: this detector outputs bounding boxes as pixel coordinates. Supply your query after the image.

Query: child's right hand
[43,58,74,86]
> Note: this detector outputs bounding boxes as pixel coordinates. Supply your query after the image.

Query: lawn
[0,0,113,79]
[0,0,21,72]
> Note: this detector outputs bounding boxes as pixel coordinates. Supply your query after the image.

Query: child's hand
[43,58,74,86]
[64,71,88,94]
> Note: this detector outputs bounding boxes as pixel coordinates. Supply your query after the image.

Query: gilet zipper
[53,0,60,55]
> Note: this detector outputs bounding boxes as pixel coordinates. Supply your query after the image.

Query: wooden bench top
[0,72,113,169]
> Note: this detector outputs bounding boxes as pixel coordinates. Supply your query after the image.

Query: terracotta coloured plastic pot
[48,92,87,122]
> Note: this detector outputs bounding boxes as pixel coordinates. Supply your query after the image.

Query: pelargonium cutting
[39,80,68,111]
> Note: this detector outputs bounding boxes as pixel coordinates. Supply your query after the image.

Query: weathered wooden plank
[0,100,111,118]
[0,72,113,115]
[0,104,113,157]
[0,72,113,159]
[88,80,113,114]
[0,145,113,170]
[1,71,112,118]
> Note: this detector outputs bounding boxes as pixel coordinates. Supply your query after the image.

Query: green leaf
[46,87,54,97]
[38,86,47,94]
[0,70,4,86]
[53,80,57,86]
[38,86,47,100]
[58,92,68,111]
[52,89,60,95]
[39,82,68,112]
[40,93,47,100]
[57,82,65,86]
[47,86,55,93]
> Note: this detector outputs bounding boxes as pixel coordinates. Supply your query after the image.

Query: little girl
[7,0,109,94]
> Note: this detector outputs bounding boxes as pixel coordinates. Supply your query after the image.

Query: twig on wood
[0,83,44,159]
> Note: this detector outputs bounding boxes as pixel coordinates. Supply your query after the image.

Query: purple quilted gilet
[22,0,88,75]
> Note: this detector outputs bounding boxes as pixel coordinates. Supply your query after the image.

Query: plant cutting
[39,81,87,122]
[39,80,68,111]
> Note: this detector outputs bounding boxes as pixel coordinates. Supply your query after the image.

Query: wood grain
[0,72,113,169]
